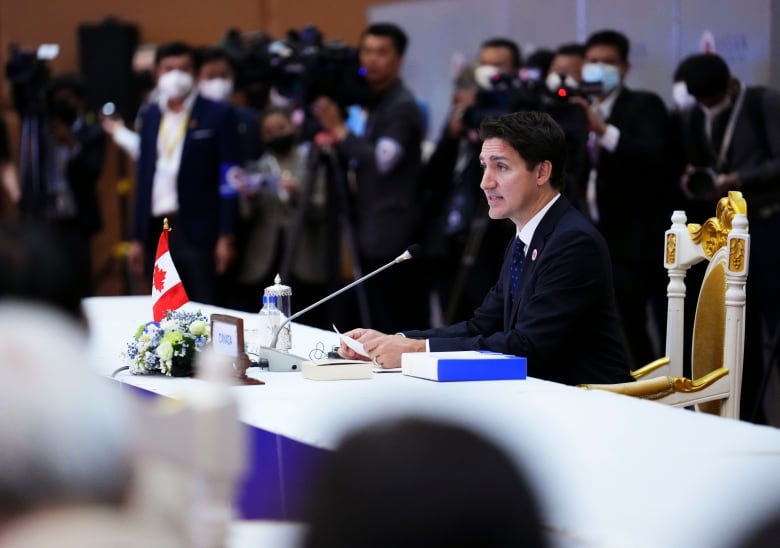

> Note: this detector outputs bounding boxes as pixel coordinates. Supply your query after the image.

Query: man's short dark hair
[363,23,408,56]
[302,418,548,548]
[585,29,630,62]
[556,43,586,58]
[676,53,731,99]
[480,37,523,69]
[480,111,568,190]
[196,45,236,73]
[154,41,196,67]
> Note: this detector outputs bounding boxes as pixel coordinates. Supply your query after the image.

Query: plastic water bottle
[258,295,281,348]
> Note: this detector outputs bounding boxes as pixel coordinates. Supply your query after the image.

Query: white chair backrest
[663,192,749,417]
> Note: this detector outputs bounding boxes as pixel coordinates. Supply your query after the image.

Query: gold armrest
[579,376,675,398]
[579,367,730,400]
[671,367,729,393]
[630,356,671,380]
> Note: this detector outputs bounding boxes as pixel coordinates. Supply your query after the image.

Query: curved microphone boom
[267,244,421,350]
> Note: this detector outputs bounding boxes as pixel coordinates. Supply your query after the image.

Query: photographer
[676,53,780,424]
[311,22,427,333]
[420,37,521,325]
[570,29,669,370]
[45,73,107,297]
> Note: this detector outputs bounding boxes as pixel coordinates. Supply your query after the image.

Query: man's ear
[536,160,553,186]
[620,60,631,81]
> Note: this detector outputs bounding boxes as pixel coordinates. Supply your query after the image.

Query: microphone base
[254,346,306,372]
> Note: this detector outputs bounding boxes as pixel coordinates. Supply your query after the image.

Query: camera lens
[101,102,116,117]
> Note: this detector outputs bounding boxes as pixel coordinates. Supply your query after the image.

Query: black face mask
[49,99,79,126]
[264,134,295,155]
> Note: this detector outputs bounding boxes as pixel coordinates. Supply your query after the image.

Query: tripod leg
[444,202,490,325]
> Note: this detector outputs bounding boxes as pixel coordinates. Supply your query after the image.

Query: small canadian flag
[152,219,189,321]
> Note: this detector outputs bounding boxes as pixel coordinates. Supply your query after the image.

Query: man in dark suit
[46,74,107,297]
[676,53,780,423]
[311,22,426,333]
[573,29,670,370]
[129,42,240,305]
[337,111,632,386]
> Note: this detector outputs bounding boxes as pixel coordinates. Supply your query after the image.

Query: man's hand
[570,96,608,135]
[127,241,145,277]
[100,115,125,137]
[714,172,741,197]
[215,235,235,275]
[311,97,348,141]
[338,328,425,368]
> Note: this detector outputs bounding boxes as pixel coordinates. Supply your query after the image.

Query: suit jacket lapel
[507,196,571,324]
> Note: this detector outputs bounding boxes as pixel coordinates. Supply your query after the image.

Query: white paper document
[332,324,369,358]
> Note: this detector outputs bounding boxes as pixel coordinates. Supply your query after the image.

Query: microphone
[258,245,421,371]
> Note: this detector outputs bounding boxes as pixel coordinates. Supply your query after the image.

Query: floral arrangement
[124,309,210,376]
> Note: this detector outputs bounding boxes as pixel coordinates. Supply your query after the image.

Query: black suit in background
[405,196,633,386]
[589,86,670,369]
[334,78,427,333]
[680,84,780,423]
[49,115,106,297]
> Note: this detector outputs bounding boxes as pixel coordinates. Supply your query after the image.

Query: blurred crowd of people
[1,23,779,423]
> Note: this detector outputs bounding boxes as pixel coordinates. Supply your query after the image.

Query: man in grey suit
[338,111,633,386]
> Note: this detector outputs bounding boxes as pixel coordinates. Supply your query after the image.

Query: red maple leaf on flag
[153,264,167,292]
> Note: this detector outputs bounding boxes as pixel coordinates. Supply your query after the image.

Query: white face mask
[672,81,696,111]
[582,62,621,95]
[198,78,234,102]
[157,70,194,101]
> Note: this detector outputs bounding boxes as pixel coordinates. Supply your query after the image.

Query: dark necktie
[509,237,525,303]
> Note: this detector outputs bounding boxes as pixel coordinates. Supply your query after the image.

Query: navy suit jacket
[405,196,633,385]
[132,95,240,248]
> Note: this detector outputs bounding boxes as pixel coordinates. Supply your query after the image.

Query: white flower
[160,319,179,331]
[189,320,207,337]
[156,340,174,361]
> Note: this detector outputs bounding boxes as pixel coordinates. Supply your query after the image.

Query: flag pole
[163,217,169,232]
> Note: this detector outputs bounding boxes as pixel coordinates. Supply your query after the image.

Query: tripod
[278,140,372,327]
[17,109,49,220]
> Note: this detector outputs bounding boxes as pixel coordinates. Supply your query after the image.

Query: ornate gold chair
[581,191,750,419]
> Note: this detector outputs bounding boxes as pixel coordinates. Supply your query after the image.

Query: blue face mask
[582,62,621,95]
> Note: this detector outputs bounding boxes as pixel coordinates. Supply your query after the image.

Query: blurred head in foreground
[0,303,132,527]
[0,221,85,323]
[302,417,548,548]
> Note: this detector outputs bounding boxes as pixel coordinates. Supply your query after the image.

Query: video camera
[5,43,60,116]
[221,25,369,111]
[462,66,587,136]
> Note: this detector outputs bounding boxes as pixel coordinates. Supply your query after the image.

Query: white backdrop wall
[369,0,776,140]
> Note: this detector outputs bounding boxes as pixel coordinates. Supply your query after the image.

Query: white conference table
[85,296,780,548]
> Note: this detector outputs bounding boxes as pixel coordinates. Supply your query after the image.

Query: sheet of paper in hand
[332,324,370,358]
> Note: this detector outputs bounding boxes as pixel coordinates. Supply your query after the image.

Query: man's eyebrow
[479,155,510,163]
